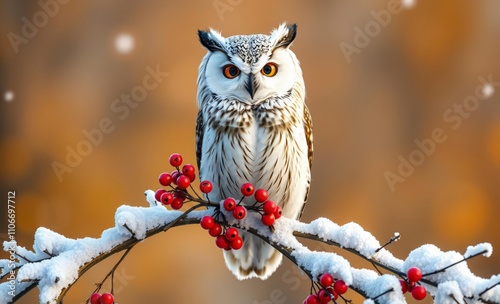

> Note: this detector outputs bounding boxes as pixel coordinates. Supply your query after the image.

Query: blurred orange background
[1,1,499,303]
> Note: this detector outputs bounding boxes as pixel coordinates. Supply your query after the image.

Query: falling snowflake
[482,84,495,98]
[114,33,135,54]
[401,0,417,9]
[4,90,14,102]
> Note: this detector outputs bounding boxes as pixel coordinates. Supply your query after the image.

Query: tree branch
[0,192,498,304]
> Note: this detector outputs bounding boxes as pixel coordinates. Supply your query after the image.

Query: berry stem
[188,183,202,200]
[339,294,352,304]
[110,268,115,295]
[212,209,229,226]
[87,246,134,303]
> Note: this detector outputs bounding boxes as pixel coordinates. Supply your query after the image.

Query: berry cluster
[239,183,283,226]
[220,183,283,226]
[304,273,348,303]
[153,153,285,253]
[221,197,247,220]
[400,267,427,300]
[155,153,197,210]
[199,182,284,251]
[200,215,243,250]
[90,292,115,304]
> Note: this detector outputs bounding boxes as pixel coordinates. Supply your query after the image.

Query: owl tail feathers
[223,232,283,280]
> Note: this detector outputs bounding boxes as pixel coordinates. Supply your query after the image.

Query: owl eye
[261,63,278,77]
[222,64,241,79]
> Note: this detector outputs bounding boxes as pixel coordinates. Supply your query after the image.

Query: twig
[86,246,134,303]
[423,250,488,277]
[479,281,500,297]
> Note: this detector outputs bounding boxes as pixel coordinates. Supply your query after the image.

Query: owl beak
[245,74,256,99]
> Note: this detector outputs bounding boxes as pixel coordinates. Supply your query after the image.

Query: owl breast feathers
[195,23,313,280]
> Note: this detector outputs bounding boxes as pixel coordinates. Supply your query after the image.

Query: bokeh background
[1,0,499,303]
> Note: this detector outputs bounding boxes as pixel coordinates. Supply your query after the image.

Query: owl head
[197,23,303,105]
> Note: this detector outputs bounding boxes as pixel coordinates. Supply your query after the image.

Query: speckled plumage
[225,35,272,65]
[196,24,312,280]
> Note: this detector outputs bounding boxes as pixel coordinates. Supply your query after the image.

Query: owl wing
[195,109,204,172]
[303,105,313,170]
[298,105,313,219]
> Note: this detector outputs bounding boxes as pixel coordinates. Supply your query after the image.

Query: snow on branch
[0,189,499,304]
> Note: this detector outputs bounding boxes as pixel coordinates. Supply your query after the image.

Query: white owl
[196,23,313,280]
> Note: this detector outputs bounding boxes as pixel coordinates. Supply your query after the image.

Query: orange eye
[261,63,278,77]
[222,64,240,79]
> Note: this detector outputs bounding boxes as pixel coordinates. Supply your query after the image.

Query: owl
[196,23,313,280]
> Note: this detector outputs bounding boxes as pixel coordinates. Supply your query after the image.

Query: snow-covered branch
[0,189,499,304]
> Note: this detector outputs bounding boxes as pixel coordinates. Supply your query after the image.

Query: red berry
[400,280,408,294]
[215,235,230,249]
[90,293,101,304]
[158,172,172,186]
[199,180,213,194]
[223,197,236,211]
[160,192,173,205]
[225,227,239,241]
[209,223,222,237]
[171,170,180,185]
[182,164,196,182]
[230,236,243,250]
[263,200,277,214]
[182,164,195,177]
[317,289,332,303]
[305,294,320,304]
[200,215,215,230]
[169,153,183,167]
[154,189,167,201]
[261,213,275,226]
[319,273,334,287]
[233,206,247,220]
[176,175,191,189]
[274,206,282,219]
[100,292,114,304]
[334,280,348,295]
[254,188,268,202]
[187,172,196,182]
[170,197,184,210]
[240,182,254,196]
[411,285,427,301]
[407,267,423,283]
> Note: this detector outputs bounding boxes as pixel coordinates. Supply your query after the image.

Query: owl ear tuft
[271,23,297,49]
[198,29,226,52]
